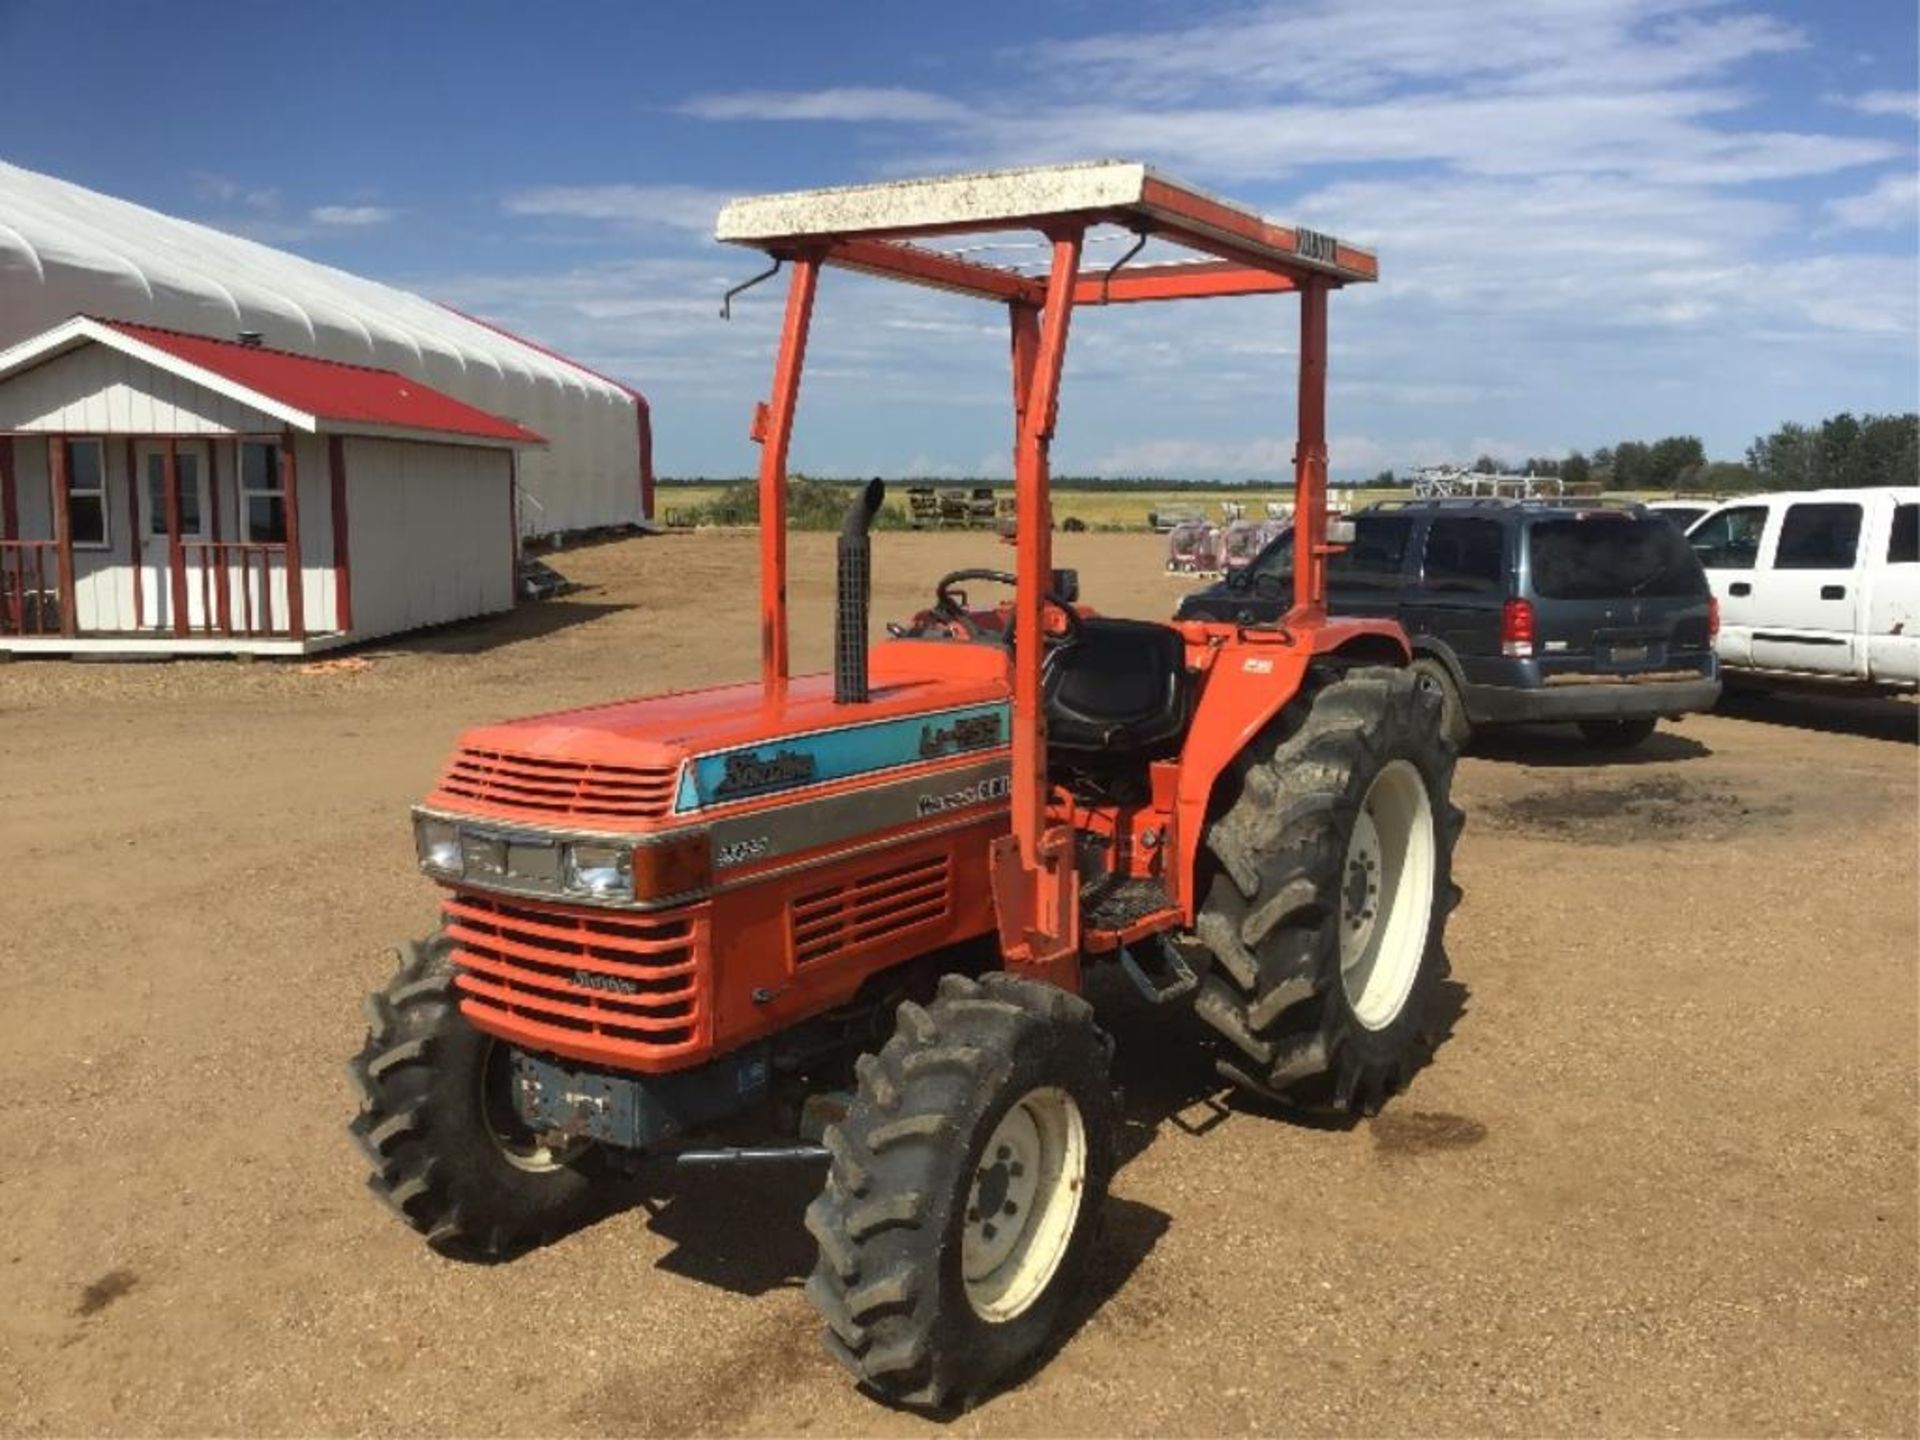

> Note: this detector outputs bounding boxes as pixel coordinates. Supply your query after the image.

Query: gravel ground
[1,530,1913,1437]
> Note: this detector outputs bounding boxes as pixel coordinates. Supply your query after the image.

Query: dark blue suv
[1178,499,1721,748]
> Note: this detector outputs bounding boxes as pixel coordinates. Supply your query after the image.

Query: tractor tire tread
[1191,666,1461,1110]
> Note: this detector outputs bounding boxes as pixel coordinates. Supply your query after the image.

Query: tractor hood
[423,639,1011,833]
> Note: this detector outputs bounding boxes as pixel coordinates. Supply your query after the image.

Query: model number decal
[916,774,1012,818]
[715,835,771,868]
[1294,227,1337,263]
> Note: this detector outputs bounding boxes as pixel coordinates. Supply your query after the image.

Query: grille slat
[448,893,704,1057]
[438,746,678,821]
[446,919,700,987]
[790,855,952,966]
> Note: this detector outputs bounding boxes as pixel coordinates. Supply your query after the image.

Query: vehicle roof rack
[1365,495,1649,513]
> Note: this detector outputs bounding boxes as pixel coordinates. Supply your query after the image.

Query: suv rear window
[1527,517,1706,599]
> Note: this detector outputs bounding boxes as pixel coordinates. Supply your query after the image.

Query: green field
[655,483,1408,531]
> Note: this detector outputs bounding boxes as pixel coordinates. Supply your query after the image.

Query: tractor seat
[1043,618,1192,759]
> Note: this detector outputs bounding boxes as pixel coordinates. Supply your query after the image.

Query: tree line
[1448,411,1916,495]
[661,411,1916,496]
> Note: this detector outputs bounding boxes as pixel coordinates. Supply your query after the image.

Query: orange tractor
[351,162,1462,1411]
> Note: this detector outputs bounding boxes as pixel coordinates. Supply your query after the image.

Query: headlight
[415,816,463,877]
[565,842,634,901]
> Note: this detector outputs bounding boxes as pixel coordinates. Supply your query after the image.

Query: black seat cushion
[1042,618,1192,758]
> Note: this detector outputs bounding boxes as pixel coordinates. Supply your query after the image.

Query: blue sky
[1,0,1914,479]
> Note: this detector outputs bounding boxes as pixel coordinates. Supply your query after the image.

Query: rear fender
[1168,619,1409,918]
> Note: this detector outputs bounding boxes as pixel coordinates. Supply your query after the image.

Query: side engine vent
[790,854,951,966]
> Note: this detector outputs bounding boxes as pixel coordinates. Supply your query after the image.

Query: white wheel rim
[1339,759,1437,1031]
[962,1086,1087,1323]
[480,1041,589,1174]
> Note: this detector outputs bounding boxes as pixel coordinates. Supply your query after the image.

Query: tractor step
[1081,875,1172,930]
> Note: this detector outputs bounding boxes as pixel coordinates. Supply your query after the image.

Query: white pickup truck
[1686,486,1918,692]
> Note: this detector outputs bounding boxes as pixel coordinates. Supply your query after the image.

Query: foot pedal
[1118,939,1199,1006]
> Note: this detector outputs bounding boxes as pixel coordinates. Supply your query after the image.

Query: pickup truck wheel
[348,934,603,1258]
[804,973,1115,1413]
[1193,667,1463,1113]
[1576,716,1658,749]
[1409,657,1472,748]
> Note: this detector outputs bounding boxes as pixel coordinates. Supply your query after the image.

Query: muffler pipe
[835,478,886,704]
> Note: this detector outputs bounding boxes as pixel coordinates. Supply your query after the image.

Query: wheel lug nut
[968,1207,980,1222]
[996,1145,1011,1161]
[1008,1161,1023,1177]
[1003,1200,1018,1216]
[983,1222,997,1240]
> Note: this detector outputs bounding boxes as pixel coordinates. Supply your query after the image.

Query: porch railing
[180,540,295,637]
[0,540,61,636]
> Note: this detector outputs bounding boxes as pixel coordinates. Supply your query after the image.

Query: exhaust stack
[835,478,886,705]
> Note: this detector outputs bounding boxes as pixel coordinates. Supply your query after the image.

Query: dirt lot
[2,530,1914,1437]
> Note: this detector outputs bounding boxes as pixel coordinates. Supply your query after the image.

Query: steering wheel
[932,568,1083,643]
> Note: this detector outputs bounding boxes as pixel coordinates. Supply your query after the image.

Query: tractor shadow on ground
[1467,724,1711,768]
[621,964,1471,1314]
[1091,965,1471,1143]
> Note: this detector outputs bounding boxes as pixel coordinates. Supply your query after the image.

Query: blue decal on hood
[676,704,1010,812]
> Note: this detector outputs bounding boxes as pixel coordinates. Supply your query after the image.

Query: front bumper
[1468,673,1721,726]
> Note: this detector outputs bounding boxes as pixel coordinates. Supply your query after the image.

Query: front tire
[1193,666,1463,1113]
[804,973,1116,1412]
[348,934,603,1258]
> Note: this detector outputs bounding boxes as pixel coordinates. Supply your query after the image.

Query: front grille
[437,747,678,822]
[791,854,951,965]
[446,892,705,1061]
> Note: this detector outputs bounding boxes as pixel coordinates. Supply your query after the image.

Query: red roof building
[0,315,542,654]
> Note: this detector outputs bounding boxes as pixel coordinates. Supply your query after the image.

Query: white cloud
[189,171,278,212]
[1830,89,1920,121]
[503,183,730,232]
[470,0,1916,473]
[310,204,395,227]
[680,87,970,123]
[1825,172,1920,231]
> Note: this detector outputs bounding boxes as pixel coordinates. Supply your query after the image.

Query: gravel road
[1,531,1913,1436]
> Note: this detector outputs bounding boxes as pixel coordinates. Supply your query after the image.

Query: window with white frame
[240,440,287,543]
[65,439,109,548]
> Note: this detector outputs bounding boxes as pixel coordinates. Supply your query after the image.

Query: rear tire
[348,934,604,1258]
[1577,716,1657,749]
[1410,656,1472,748]
[1193,666,1463,1113]
[804,973,1115,1413]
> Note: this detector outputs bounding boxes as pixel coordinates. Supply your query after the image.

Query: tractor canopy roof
[715,160,1376,304]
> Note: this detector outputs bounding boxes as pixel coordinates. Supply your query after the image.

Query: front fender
[1167,619,1409,917]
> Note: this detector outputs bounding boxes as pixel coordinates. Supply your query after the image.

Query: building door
[137,441,213,631]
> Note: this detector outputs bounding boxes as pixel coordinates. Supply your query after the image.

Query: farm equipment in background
[1164,516,1223,572]
[350,161,1461,1413]
[1147,503,1204,534]
[1220,516,1288,575]
[906,484,1011,529]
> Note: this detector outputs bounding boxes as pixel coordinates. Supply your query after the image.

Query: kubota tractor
[350,162,1462,1412]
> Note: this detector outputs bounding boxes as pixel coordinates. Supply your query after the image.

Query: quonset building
[0,160,652,539]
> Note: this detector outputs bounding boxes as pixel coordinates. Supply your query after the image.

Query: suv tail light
[1708,595,1721,641]
[1500,598,1535,658]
